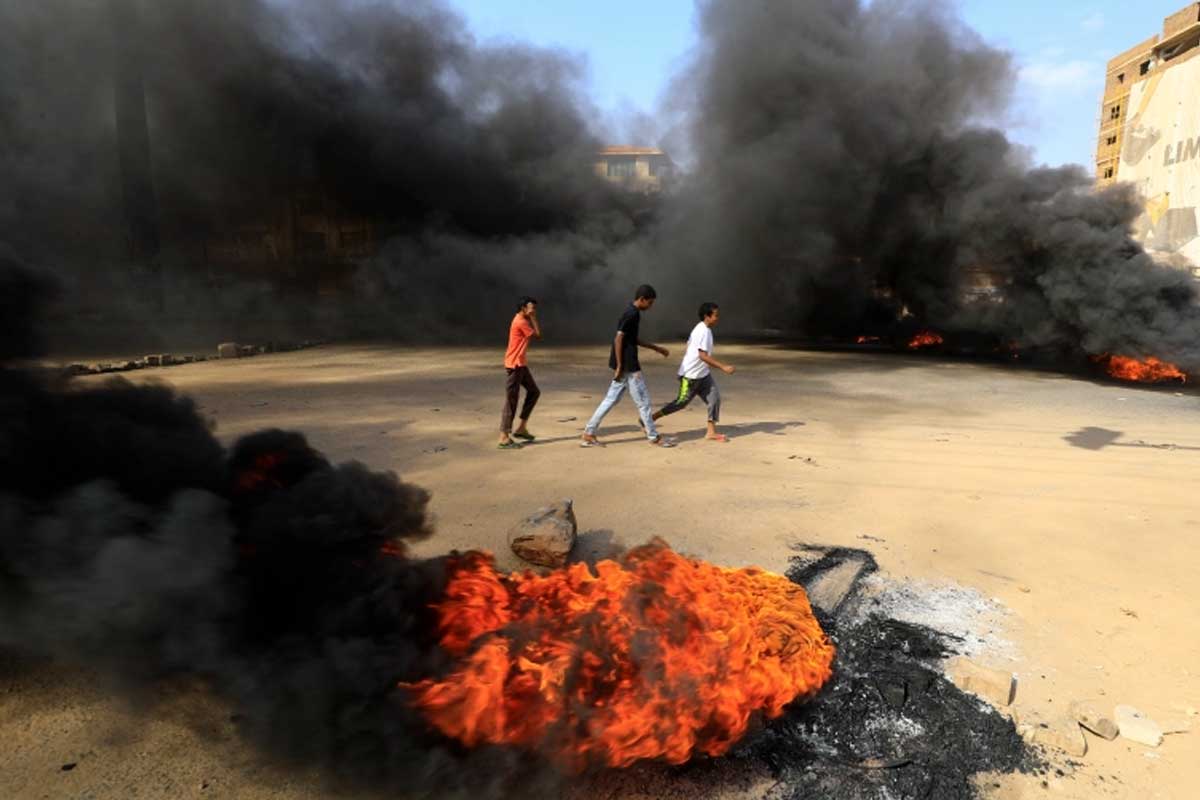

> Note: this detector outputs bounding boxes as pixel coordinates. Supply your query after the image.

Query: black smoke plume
[0,0,644,349]
[643,0,1200,368]
[2,0,1198,362]
[0,255,558,798]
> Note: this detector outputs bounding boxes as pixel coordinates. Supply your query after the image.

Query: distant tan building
[1097,3,1200,270]
[594,146,675,192]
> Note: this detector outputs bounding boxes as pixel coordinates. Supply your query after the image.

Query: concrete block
[218,342,240,359]
[238,345,256,357]
[805,556,870,615]
[1115,705,1163,747]
[946,657,1016,707]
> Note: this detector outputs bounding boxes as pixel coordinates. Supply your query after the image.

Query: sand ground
[3,343,1199,799]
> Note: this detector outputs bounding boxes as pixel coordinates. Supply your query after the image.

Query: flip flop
[649,436,676,448]
[707,434,729,443]
[579,438,604,448]
[513,431,536,441]
[497,440,523,450]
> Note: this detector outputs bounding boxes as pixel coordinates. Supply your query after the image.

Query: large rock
[217,342,240,359]
[508,500,577,567]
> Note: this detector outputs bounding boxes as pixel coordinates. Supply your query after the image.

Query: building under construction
[1097,3,1200,270]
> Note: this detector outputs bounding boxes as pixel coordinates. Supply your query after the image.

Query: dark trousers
[501,366,540,433]
[657,374,720,422]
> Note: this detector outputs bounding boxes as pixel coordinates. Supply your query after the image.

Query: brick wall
[1163,3,1200,38]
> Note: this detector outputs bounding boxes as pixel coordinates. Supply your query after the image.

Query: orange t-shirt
[504,314,535,368]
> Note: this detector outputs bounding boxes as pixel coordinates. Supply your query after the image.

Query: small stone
[946,657,1016,707]
[1015,709,1087,756]
[1115,705,1164,747]
[238,345,256,357]
[144,354,162,366]
[508,500,577,567]
[1070,700,1118,740]
[217,342,240,359]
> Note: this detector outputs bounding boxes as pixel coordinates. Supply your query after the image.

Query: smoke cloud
[0,255,560,797]
[639,0,1200,368]
[4,0,1197,366]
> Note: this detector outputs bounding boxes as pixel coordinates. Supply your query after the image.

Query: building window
[1106,135,1117,146]
[606,159,636,178]
[1104,167,1115,179]
[1117,73,1125,84]
[1140,60,1152,75]
[1110,105,1121,120]
[648,159,670,178]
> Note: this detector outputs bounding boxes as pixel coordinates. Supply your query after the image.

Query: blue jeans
[584,371,659,439]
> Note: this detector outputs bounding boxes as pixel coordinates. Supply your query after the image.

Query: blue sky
[449,0,1192,169]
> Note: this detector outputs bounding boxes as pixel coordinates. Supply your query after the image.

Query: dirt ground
[3,343,1199,799]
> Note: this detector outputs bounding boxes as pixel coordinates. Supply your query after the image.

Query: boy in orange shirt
[499,296,542,449]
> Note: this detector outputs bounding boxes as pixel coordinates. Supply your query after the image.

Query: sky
[449,0,1194,169]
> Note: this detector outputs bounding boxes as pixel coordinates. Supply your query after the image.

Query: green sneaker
[497,440,523,450]
[513,431,536,441]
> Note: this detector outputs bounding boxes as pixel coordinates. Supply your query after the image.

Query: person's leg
[626,372,661,441]
[697,376,725,441]
[654,376,697,421]
[499,368,521,445]
[514,368,540,437]
[583,378,626,441]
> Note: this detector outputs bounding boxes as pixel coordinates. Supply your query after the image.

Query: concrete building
[594,146,675,192]
[1096,3,1200,269]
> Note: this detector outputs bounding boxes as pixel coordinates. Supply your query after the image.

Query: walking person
[498,296,542,449]
[651,302,735,442]
[580,284,675,448]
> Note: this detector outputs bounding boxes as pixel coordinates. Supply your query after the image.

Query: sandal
[579,438,604,448]
[513,431,536,441]
[649,436,676,448]
[497,440,523,450]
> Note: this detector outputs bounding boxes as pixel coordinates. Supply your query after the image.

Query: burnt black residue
[728,558,1041,799]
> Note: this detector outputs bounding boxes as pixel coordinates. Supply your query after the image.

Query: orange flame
[906,330,944,349]
[1100,354,1187,384]
[404,541,834,770]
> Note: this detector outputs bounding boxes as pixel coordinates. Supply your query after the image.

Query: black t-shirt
[608,303,641,372]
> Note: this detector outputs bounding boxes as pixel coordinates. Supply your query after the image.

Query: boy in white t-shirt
[650,302,736,442]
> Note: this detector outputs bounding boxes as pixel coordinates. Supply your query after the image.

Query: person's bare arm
[528,310,542,339]
[699,350,735,375]
[613,331,624,379]
[637,338,669,358]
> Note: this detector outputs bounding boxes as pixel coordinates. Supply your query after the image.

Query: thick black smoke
[643,0,1200,368]
[0,256,558,798]
[0,0,644,348]
[2,0,1198,363]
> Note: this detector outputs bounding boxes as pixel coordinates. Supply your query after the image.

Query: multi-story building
[1097,3,1200,269]
[594,146,675,193]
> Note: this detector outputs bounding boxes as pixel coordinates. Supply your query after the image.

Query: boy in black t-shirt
[581,284,675,447]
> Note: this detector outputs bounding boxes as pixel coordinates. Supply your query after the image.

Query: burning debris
[406,541,835,771]
[906,330,945,350]
[1091,354,1188,384]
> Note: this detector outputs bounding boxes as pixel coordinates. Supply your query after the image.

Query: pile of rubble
[60,340,325,376]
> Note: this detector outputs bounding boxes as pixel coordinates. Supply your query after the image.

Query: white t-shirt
[679,322,714,379]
